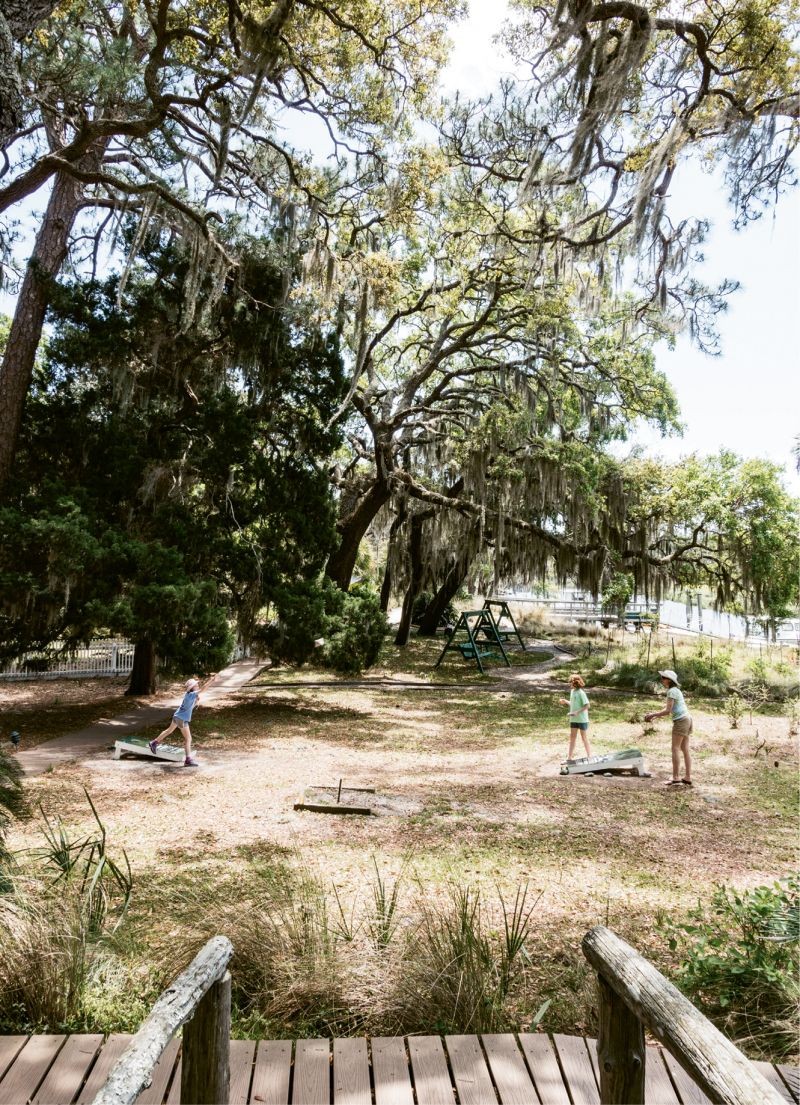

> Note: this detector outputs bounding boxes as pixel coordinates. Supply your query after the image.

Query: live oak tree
[309,145,682,611]
[0,0,460,485]
[0,237,346,692]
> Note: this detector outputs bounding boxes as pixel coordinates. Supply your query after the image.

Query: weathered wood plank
[552,1033,599,1105]
[292,1039,330,1105]
[228,1039,256,1105]
[250,1040,291,1105]
[33,1033,104,1104]
[370,1037,413,1105]
[596,973,646,1104]
[659,1050,712,1105]
[645,1048,681,1105]
[753,1063,794,1104]
[778,1067,800,1103]
[181,971,231,1105]
[165,1057,182,1105]
[134,1037,179,1105]
[0,1037,27,1084]
[0,1034,65,1105]
[582,927,785,1105]
[92,936,233,1105]
[80,1038,134,1105]
[444,1035,497,1105]
[481,1034,535,1105]
[333,1038,370,1105]
[407,1036,453,1105]
[518,1034,570,1105]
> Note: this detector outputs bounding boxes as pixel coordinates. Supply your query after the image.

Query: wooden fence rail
[91,937,232,1105]
[583,925,785,1105]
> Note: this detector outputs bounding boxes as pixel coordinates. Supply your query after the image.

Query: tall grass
[147,862,545,1040]
[0,792,132,1030]
[394,881,540,1034]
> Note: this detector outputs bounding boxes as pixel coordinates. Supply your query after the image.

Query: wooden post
[181,970,231,1105]
[582,927,785,1105]
[596,975,645,1104]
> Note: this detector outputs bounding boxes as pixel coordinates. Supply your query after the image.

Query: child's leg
[178,722,192,758]
[670,731,683,780]
[581,728,592,757]
[681,734,692,781]
[567,728,578,759]
[154,719,177,746]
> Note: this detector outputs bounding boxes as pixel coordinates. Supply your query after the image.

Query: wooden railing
[92,936,233,1105]
[582,926,785,1105]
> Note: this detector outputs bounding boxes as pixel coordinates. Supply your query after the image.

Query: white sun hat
[658,669,680,686]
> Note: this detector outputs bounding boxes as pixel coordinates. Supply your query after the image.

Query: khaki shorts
[672,715,693,739]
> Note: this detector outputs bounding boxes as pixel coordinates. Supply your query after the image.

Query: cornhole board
[113,737,184,763]
[559,748,647,776]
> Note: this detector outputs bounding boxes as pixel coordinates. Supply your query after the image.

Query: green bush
[321,585,387,675]
[662,876,800,1057]
[262,578,387,675]
[603,644,732,696]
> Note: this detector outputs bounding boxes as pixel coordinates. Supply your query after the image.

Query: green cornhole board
[113,737,184,763]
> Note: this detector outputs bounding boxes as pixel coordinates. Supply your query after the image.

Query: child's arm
[645,696,674,722]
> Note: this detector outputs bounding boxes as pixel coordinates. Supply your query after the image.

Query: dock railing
[92,936,232,1105]
[583,925,785,1105]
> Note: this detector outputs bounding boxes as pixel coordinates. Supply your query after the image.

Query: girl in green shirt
[559,674,592,761]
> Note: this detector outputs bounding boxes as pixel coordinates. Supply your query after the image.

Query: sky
[443,1,800,493]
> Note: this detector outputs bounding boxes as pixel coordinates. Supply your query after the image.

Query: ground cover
[0,677,184,752]
[2,635,797,1058]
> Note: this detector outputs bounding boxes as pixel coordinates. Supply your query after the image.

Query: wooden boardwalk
[0,1033,797,1104]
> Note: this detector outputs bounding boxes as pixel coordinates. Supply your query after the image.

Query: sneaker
[184,757,200,767]
[148,740,159,755]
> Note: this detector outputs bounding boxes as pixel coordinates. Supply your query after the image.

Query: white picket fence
[0,638,135,681]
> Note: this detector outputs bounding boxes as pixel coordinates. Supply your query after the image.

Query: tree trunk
[417,557,472,636]
[126,638,157,695]
[394,508,434,646]
[326,479,392,591]
[417,520,479,636]
[378,495,408,611]
[0,0,60,147]
[0,170,83,486]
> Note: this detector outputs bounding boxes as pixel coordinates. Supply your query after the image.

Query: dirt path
[14,658,268,776]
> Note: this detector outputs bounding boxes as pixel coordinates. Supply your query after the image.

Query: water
[501,588,800,644]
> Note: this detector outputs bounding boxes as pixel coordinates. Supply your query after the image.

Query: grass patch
[5,666,798,1059]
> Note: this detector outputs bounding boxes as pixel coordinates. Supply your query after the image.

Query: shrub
[260,578,387,674]
[725,693,744,729]
[789,699,800,737]
[662,876,800,1057]
[321,585,387,675]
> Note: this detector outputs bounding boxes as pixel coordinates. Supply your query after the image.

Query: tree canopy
[0,234,346,686]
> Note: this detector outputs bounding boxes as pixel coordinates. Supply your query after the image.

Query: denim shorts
[570,722,589,731]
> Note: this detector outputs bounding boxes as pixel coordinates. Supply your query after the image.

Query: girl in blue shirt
[150,678,202,766]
